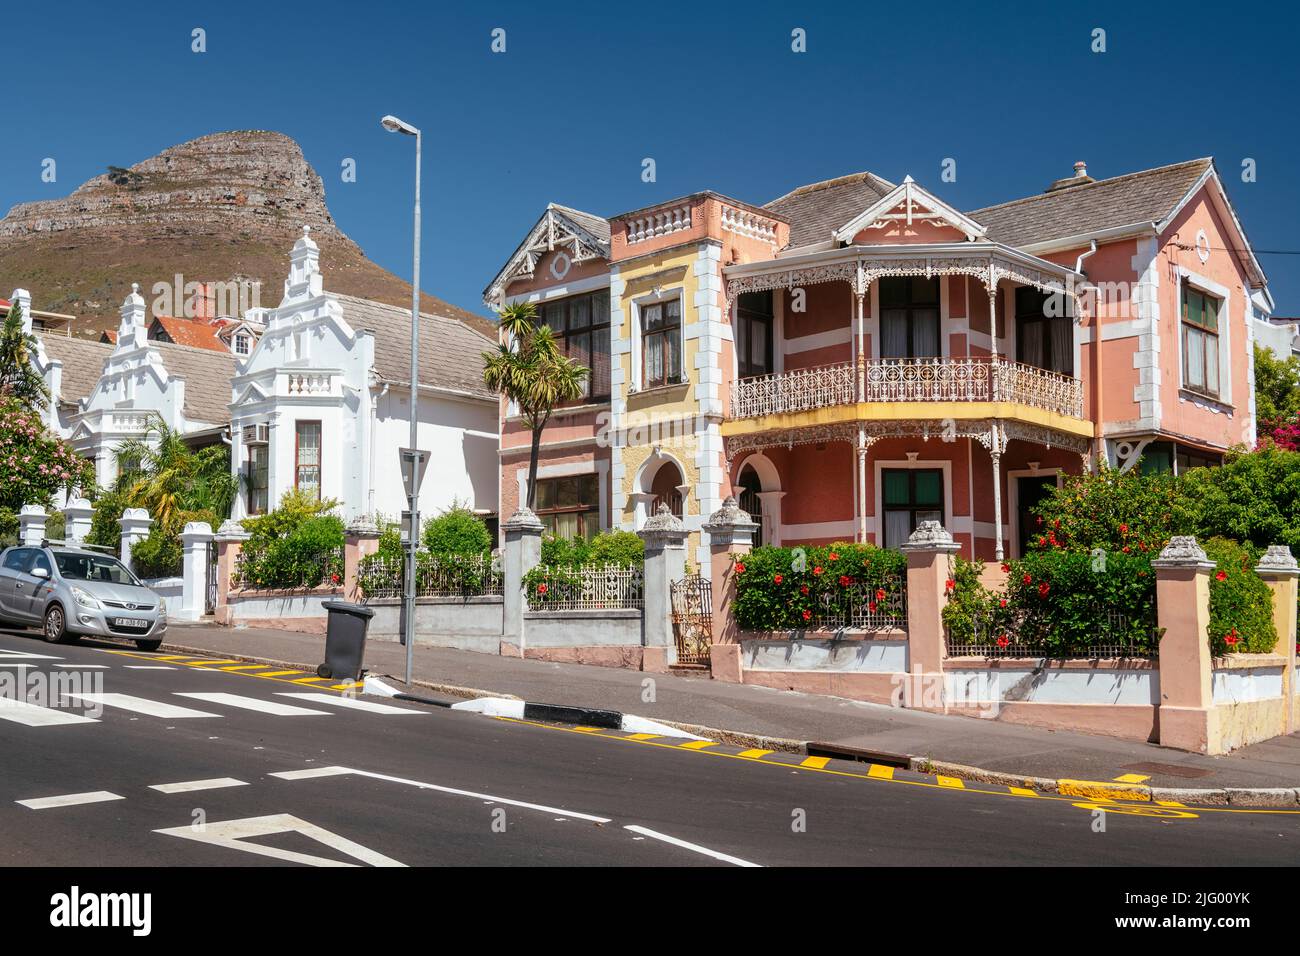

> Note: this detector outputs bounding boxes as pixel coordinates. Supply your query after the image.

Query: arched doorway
[737,465,764,546]
[649,459,684,518]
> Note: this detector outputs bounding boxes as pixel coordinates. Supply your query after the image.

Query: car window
[2,548,33,572]
[29,552,52,577]
[52,551,138,586]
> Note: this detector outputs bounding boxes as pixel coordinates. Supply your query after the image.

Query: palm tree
[113,419,237,534]
[482,302,588,510]
[0,303,50,410]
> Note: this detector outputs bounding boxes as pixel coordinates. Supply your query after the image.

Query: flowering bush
[238,494,345,590]
[1028,466,1196,556]
[1203,538,1277,655]
[731,543,906,632]
[0,399,92,511]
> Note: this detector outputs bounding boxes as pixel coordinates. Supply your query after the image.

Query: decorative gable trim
[484,204,610,306]
[833,176,987,243]
[1156,165,1267,289]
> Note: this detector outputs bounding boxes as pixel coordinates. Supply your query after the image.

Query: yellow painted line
[253,670,306,678]
[1058,779,1151,803]
[289,676,332,684]
[937,776,965,789]
[868,764,895,780]
[737,748,773,759]
[573,726,600,733]
[492,717,1300,817]
[331,682,364,691]
[626,733,661,741]
[678,740,716,750]
[1156,800,1187,808]
[220,664,273,672]
[1113,773,1151,784]
[150,655,191,661]
[180,659,242,667]
[800,756,831,770]
[1009,786,1038,797]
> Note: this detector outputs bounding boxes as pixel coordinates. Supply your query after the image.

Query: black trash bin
[318,600,375,681]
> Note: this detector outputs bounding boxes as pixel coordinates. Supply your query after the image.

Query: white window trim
[1176,267,1232,405]
[630,288,684,393]
[873,458,953,549]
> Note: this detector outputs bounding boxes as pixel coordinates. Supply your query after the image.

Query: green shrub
[731,542,906,632]
[540,534,590,567]
[87,488,130,551]
[421,506,491,557]
[241,488,338,544]
[1203,537,1277,654]
[131,530,182,579]
[942,557,1010,645]
[539,530,643,568]
[242,514,345,590]
[1030,467,1196,556]
[0,507,17,549]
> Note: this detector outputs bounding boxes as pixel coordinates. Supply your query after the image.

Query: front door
[1015,475,1059,557]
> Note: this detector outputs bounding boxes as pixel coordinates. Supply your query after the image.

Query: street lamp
[382,113,421,687]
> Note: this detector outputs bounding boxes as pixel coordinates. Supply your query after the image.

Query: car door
[13,550,53,623]
[0,548,34,620]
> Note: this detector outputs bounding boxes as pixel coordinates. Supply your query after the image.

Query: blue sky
[4,0,1297,316]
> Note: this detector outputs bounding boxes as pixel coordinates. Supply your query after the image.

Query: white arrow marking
[154,814,406,867]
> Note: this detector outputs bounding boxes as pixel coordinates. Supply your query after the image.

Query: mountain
[0,130,494,338]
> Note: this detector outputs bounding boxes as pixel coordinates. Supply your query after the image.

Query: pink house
[486,159,1271,566]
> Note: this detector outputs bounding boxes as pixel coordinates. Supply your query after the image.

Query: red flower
[1022,573,1033,585]
[868,601,878,612]
[813,566,824,576]
[1121,545,1131,554]
[330,573,340,585]
[839,575,852,587]
[1036,516,1043,526]
[1000,563,1010,573]
[1053,519,1061,529]
[773,573,783,584]
[1119,523,1129,534]
[537,583,549,594]
[944,578,956,593]
[800,585,809,596]
[999,598,1008,608]
[1037,537,1046,548]
[801,609,812,622]
[996,635,1010,648]
[1038,582,1051,597]
[734,562,746,574]
[1225,631,1239,646]
[875,588,886,601]
[1215,571,1227,581]
[828,552,839,561]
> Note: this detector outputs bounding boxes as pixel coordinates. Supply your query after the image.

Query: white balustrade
[626,206,692,244]
[721,205,779,245]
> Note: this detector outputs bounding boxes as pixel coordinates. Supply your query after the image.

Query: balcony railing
[730,357,1084,420]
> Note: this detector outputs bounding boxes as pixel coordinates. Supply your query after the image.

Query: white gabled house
[228,228,500,529]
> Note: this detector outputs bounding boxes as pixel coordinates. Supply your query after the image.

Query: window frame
[1181,281,1222,399]
[1014,286,1074,376]
[878,276,941,360]
[246,443,269,515]
[880,467,945,548]
[533,473,601,540]
[641,295,684,390]
[294,420,323,500]
[538,291,612,402]
[736,291,775,379]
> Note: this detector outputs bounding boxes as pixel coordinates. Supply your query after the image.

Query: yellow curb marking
[868,764,895,780]
[1113,773,1151,784]
[220,664,272,672]
[626,733,661,741]
[331,682,364,691]
[289,676,332,684]
[800,756,831,770]
[96,649,356,694]
[1156,800,1188,807]
[1059,779,1151,803]
[1008,786,1038,797]
[254,670,306,678]
[679,740,716,750]
[937,775,965,789]
[573,726,600,733]
[738,748,773,759]
[181,659,242,667]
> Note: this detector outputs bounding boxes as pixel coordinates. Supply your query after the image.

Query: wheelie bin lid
[321,599,375,619]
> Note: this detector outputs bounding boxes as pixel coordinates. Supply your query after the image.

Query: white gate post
[178,521,215,621]
[501,507,543,657]
[63,496,94,543]
[638,503,688,667]
[18,504,48,546]
[117,508,153,571]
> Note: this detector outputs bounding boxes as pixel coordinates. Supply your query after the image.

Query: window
[534,474,601,540]
[2,548,33,572]
[539,291,611,400]
[247,444,269,514]
[737,466,764,547]
[880,277,940,360]
[234,333,250,355]
[642,297,682,388]
[736,291,774,379]
[1182,282,1221,397]
[649,461,684,519]
[295,421,322,499]
[1015,287,1073,375]
[28,551,52,578]
[881,468,944,549]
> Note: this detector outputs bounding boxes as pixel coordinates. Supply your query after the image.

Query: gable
[834,178,986,244]
[484,204,611,306]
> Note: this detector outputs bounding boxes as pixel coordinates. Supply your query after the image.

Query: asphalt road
[1,627,1297,867]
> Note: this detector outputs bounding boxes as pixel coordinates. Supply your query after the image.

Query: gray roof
[38,335,236,424]
[550,203,611,245]
[967,158,1214,248]
[764,171,896,248]
[334,293,496,401]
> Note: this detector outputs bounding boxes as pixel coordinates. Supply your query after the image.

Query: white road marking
[269,767,355,780]
[124,665,176,670]
[17,790,124,810]
[0,650,61,660]
[175,693,331,716]
[275,693,424,715]
[63,693,219,719]
[149,777,248,794]
[55,664,108,669]
[154,813,406,867]
[0,698,99,727]
[623,825,763,867]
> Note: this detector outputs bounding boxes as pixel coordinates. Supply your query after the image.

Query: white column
[857,429,869,544]
[178,521,214,621]
[63,496,94,543]
[117,508,153,571]
[18,504,47,546]
[990,423,1004,561]
[501,507,543,655]
[638,505,689,665]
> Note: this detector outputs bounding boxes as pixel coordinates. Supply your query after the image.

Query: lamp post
[382,113,421,687]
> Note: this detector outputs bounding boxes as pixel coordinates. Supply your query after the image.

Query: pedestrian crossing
[0,689,428,727]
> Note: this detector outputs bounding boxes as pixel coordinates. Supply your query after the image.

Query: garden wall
[366,596,504,654]
[221,588,338,633]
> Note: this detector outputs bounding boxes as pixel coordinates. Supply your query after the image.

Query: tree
[0,303,50,411]
[112,418,236,536]
[0,399,92,511]
[1253,344,1300,434]
[481,302,588,510]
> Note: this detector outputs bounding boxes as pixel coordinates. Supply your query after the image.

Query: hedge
[731,543,906,632]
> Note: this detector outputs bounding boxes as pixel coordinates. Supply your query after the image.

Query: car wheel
[135,638,162,652]
[43,604,69,644]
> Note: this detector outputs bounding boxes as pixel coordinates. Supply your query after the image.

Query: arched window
[649,460,684,518]
[737,465,763,546]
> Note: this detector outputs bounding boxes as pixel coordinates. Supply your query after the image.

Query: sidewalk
[160,623,1300,796]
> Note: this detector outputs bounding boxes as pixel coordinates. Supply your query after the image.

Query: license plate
[114,617,148,628]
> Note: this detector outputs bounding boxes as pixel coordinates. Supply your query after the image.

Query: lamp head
[381,114,418,136]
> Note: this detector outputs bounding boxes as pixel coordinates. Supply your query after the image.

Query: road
[0,626,1296,867]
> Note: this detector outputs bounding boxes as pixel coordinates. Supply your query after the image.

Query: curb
[156,641,1300,808]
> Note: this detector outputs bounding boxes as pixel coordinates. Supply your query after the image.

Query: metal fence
[232,545,345,591]
[945,608,1159,659]
[807,573,907,632]
[528,563,644,611]
[357,553,502,600]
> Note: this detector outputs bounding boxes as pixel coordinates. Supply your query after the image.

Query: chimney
[10,288,33,334]
[1046,160,1096,193]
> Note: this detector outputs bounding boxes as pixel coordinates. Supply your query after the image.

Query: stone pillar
[178,521,214,622]
[344,518,382,603]
[638,503,689,670]
[501,507,543,657]
[212,519,250,626]
[63,496,94,543]
[701,496,758,681]
[117,508,153,571]
[18,504,47,546]
[1256,545,1300,734]
[1153,536,1218,753]
[901,521,961,710]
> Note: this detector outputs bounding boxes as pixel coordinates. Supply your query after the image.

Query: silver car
[0,543,168,650]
